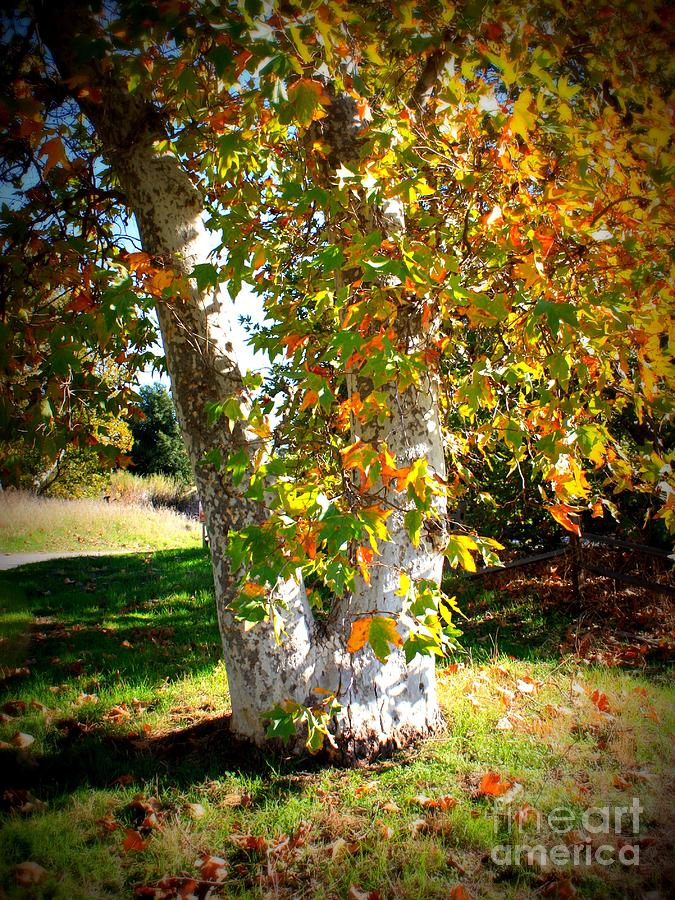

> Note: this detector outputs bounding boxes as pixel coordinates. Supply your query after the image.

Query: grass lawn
[0,551,673,898]
[0,493,201,553]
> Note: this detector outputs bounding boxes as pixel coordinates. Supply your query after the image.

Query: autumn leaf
[449,886,471,900]
[356,545,375,584]
[195,854,227,881]
[124,251,153,274]
[347,615,403,662]
[10,732,35,749]
[39,136,69,176]
[122,829,149,851]
[348,887,382,900]
[414,794,457,810]
[496,716,513,730]
[478,772,513,797]
[146,268,176,295]
[287,78,331,126]
[590,690,611,713]
[547,504,581,536]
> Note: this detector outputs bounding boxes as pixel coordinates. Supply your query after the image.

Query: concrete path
[0,550,133,571]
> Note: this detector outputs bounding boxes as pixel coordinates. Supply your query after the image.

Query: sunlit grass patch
[0,552,673,898]
[0,491,201,553]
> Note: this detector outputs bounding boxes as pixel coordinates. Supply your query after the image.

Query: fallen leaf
[96,814,118,833]
[195,853,227,881]
[496,716,513,730]
[347,886,382,900]
[113,773,135,786]
[123,829,148,851]
[221,791,252,807]
[10,732,35,749]
[381,800,401,813]
[14,861,48,886]
[375,819,394,839]
[329,837,349,859]
[590,690,611,713]
[229,833,267,853]
[414,793,457,810]
[516,676,539,694]
[478,772,513,797]
[355,780,379,796]
[449,885,471,899]
[613,774,632,790]
[186,802,206,818]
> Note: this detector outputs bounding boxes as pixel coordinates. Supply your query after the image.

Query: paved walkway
[0,550,133,571]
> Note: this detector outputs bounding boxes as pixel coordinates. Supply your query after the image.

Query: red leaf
[590,690,611,713]
[123,829,149,851]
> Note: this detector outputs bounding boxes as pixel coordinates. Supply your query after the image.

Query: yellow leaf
[288,24,312,63]
[510,89,536,139]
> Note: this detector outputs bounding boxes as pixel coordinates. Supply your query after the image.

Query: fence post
[569,516,584,605]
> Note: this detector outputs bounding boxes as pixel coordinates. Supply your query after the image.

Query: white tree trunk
[319,376,447,758]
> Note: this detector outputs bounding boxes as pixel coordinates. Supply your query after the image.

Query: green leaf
[191,263,219,292]
[404,508,423,546]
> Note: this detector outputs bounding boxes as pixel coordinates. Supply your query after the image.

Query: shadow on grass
[444,573,574,661]
[0,550,295,794]
[1,548,220,687]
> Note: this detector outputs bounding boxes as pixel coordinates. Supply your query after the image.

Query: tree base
[324,707,446,767]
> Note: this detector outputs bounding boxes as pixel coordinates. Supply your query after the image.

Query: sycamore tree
[1,0,672,761]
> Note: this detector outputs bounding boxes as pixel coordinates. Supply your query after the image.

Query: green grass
[0,552,673,898]
[0,492,201,553]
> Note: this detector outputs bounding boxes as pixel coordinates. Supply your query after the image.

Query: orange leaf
[299,389,319,412]
[478,772,513,797]
[356,545,375,584]
[65,291,94,312]
[146,268,175,295]
[449,886,471,899]
[123,829,148,851]
[347,617,372,654]
[195,854,228,881]
[547,504,581,536]
[535,229,555,258]
[242,582,266,598]
[125,252,152,274]
[39,137,69,177]
[590,690,611,713]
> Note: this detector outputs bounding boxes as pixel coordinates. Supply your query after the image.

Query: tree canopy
[1,0,673,755]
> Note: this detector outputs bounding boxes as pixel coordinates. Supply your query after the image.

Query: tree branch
[409,32,453,112]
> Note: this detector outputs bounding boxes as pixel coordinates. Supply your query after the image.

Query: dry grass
[0,490,201,553]
[108,471,197,510]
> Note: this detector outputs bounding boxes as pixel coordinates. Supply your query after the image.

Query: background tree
[129,383,192,484]
[1,0,672,761]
